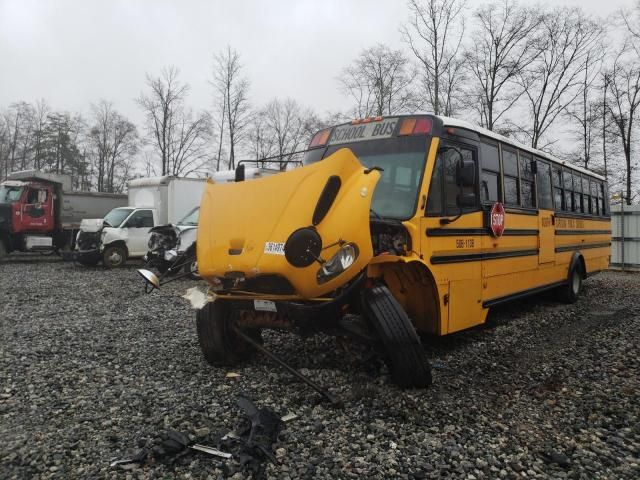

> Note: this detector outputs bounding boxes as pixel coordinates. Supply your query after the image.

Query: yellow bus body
[197,116,611,338]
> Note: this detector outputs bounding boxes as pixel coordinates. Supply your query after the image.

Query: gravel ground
[1,255,639,479]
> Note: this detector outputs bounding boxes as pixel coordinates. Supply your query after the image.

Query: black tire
[362,285,432,388]
[0,239,6,259]
[196,302,260,366]
[103,245,127,268]
[557,263,583,304]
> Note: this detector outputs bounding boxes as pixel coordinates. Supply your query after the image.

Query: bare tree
[88,100,139,192]
[3,102,35,175]
[564,47,605,170]
[401,0,466,116]
[138,66,212,176]
[246,109,276,161]
[263,98,317,169]
[339,44,416,118]
[0,113,9,180]
[516,7,603,149]
[605,46,640,204]
[31,99,50,171]
[621,1,640,56]
[464,0,540,131]
[212,46,251,170]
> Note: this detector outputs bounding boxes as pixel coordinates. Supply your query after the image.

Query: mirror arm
[440,209,463,225]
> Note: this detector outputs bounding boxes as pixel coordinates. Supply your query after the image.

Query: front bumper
[218,271,367,332]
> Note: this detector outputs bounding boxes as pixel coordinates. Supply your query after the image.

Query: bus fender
[568,252,587,280]
[368,257,441,335]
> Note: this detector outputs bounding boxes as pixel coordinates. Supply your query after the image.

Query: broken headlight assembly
[316,243,359,284]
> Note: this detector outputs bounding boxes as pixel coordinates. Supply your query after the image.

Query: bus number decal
[456,239,475,249]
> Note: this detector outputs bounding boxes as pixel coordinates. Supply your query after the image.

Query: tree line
[0,0,638,203]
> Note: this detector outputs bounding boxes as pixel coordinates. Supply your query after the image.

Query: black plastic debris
[218,394,284,477]
[111,394,286,477]
[110,430,230,469]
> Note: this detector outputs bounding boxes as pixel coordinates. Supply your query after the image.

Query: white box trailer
[127,176,206,225]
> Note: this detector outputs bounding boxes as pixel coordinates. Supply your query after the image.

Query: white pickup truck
[75,176,206,267]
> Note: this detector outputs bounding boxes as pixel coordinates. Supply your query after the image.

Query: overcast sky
[0,0,633,126]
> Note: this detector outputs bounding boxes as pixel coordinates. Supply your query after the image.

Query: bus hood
[197,148,381,298]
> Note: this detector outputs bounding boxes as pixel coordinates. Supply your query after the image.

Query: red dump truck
[0,170,127,257]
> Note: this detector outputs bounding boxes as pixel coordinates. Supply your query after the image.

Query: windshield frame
[177,206,199,226]
[306,135,431,221]
[103,207,134,228]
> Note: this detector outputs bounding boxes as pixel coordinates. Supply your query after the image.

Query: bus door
[535,159,555,264]
[422,139,485,334]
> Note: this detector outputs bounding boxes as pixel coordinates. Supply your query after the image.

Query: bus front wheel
[362,285,432,388]
[196,302,261,366]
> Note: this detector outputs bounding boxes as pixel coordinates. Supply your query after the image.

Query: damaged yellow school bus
[195,115,611,388]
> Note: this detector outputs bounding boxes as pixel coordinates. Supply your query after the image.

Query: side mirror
[137,269,160,293]
[457,159,476,187]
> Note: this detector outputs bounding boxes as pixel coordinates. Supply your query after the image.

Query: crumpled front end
[197,149,380,299]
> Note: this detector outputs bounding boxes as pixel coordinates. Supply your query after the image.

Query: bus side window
[582,176,590,213]
[502,146,519,206]
[536,160,553,210]
[552,166,563,211]
[575,174,583,213]
[590,180,599,215]
[600,183,607,215]
[519,151,536,208]
[563,168,574,212]
[480,139,500,203]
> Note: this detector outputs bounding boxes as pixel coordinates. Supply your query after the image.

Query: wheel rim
[109,250,123,265]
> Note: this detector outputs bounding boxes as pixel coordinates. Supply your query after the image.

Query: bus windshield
[305,136,430,219]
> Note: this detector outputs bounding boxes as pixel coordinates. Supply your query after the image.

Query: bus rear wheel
[558,264,583,304]
[362,285,432,388]
[196,302,261,366]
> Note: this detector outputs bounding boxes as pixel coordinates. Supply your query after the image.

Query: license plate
[264,242,285,255]
[254,299,277,312]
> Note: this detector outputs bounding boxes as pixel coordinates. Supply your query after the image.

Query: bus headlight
[317,243,359,284]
